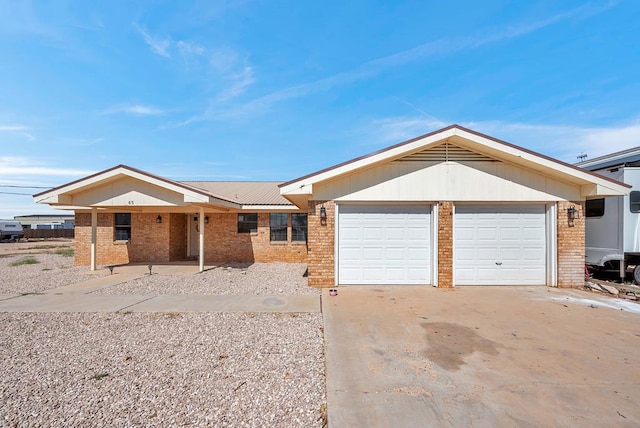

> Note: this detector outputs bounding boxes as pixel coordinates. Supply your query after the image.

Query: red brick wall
[437,202,454,288]
[306,201,335,287]
[74,211,307,266]
[127,214,171,263]
[202,213,307,263]
[557,201,585,288]
[75,212,130,266]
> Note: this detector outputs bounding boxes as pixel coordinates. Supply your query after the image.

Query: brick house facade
[36,125,628,289]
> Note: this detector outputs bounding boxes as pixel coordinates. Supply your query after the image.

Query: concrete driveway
[323,286,640,427]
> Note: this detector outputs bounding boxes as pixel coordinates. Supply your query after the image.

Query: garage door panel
[339,205,431,285]
[455,205,546,285]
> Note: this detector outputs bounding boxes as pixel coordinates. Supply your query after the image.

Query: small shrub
[55,248,74,257]
[10,257,39,267]
[89,372,109,381]
[42,268,52,271]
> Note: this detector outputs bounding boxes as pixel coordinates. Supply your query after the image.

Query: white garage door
[338,204,431,285]
[454,205,546,285]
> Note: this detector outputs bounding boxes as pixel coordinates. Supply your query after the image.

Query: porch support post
[90,207,97,271]
[199,207,205,272]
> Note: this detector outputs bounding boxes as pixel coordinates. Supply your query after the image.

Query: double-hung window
[291,213,308,242]
[114,213,131,241]
[238,214,258,233]
[270,213,288,242]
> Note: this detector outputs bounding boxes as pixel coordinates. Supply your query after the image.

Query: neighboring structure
[0,220,24,241]
[576,146,640,282]
[35,125,629,288]
[14,214,75,229]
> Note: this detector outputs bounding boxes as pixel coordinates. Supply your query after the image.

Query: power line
[0,184,50,189]
[0,191,34,195]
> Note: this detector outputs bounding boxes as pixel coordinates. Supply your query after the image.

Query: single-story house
[34,125,629,288]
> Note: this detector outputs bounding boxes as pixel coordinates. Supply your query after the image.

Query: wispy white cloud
[363,115,640,164]
[177,40,205,56]
[134,24,171,57]
[0,156,94,177]
[181,1,616,124]
[217,66,255,101]
[467,120,640,162]
[103,104,166,116]
[0,124,36,141]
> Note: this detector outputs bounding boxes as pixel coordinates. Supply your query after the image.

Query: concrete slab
[44,272,147,295]
[126,294,321,313]
[0,294,156,312]
[323,286,640,427]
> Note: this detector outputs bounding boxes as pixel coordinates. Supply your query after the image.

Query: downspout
[90,208,97,271]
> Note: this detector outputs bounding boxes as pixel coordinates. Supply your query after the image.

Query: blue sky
[1,0,639,218]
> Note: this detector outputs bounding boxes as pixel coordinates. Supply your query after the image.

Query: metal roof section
[181,181,292,206]
[576,146,640,171]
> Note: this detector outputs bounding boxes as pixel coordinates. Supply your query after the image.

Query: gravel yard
[0,311,326,427]
[92,263,318,296]
[0,253,103,295]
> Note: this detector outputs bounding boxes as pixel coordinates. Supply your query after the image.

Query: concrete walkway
[0,264,320,313]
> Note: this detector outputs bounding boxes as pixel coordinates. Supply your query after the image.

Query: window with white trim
[291,213,307,242]
[270,213,288,242]
[114,213,131,240]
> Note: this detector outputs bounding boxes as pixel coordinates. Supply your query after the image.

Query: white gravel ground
[92,263,318,296]
[0,311,326,427]
[0,253,103,294]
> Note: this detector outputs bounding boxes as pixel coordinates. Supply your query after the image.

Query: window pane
[291,213,307,242]
[238,213,258,233]
[114,213,131,240]
[270,213,288,241]
[631,191,640,213]
[115,227,131,241]
[585,199,605,217]
[115,213,131,226]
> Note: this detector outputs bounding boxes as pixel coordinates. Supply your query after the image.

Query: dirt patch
[0,239,73,257]
[422,322,499,370]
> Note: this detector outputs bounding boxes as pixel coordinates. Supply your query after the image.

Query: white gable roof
[34,165,242,209]
[279,124,629,206]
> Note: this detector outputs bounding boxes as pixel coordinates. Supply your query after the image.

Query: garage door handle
[495,262,502,265]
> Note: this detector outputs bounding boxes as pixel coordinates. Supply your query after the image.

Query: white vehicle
[578,147,640,282]
[0,220,24,242]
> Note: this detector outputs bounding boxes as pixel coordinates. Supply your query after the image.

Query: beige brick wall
[437,202,454,288]
[75,212,131,266]
[306,201,335,288]
[557,201,585,288]
[74,211,307,266]
[202,213,307,263]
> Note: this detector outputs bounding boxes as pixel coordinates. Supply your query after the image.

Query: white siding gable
[314,160,581,202]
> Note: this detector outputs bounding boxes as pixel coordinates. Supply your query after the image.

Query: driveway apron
[322,286,640,427]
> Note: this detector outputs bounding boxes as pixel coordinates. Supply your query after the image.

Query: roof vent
[394,142,498,163]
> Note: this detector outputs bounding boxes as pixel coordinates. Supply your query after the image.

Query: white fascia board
[241,205,301,211]
[453,128,629,196]
[280,183,313,196]
[581,183,629,198]
[280,129,456,194]
[34,194,73,205]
